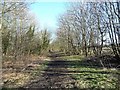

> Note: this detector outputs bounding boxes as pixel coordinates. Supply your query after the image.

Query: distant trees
[1,1,119,60]
[56,2,120,58]
[1,1,51,60]
[35,29,51,55]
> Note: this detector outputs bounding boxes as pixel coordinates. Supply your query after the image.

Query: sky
[29,2,67,39]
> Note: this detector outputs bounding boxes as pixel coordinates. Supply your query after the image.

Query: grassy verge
[73,73,118,89]
[60,55,120,89]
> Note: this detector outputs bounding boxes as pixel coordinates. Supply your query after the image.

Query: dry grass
[2,55,49,88]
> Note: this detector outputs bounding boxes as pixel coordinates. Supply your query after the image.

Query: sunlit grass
[61,55,84,60]
[73,73,118,89]
[69,66,119,89]
[60,55,119,89]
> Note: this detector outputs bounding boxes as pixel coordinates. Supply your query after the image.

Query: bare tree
[56,2,120,59]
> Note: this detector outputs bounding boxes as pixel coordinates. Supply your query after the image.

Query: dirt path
[24,52,76,88]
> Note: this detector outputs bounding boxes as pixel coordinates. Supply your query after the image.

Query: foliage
[1,1,51,59]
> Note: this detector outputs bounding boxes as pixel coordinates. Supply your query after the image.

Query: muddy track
[23,53,76,88]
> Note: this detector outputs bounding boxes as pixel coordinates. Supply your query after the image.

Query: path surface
[23,52,120,89]
[24,52,77,88]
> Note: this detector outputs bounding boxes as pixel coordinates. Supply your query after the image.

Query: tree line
[55,2,120,59]
[1,1,51,60]
[1,1,120,60]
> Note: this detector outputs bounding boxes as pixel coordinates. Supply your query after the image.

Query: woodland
[1,1,120,89]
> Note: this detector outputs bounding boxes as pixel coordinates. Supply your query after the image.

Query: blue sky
[29,2,67,38]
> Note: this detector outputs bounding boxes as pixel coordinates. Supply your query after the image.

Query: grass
[68,67,119,89]
[73,73,118,89]
[61,55,84,60]
[3,54,120,89]
[60,55,120,89]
